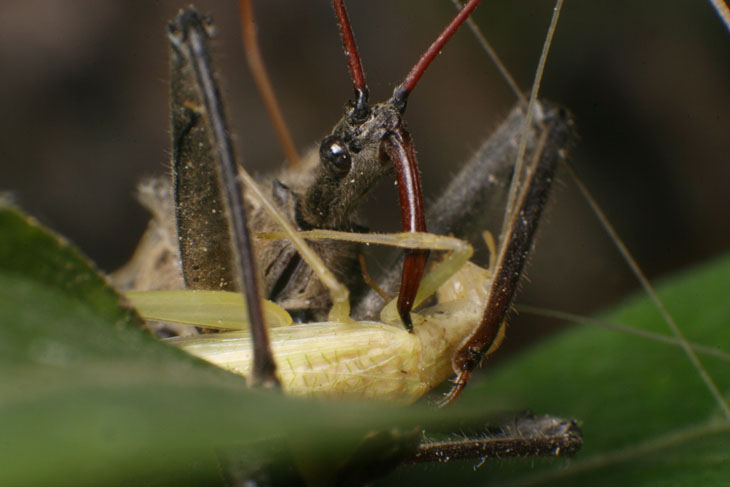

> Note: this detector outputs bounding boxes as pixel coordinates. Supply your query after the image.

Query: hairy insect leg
[406,413,583,464]
[216,412,581,485]
[168,8,277,387]
[441,106,577,405]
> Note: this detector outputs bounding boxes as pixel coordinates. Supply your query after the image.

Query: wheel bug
[115,0,575,402]
[110,0,584,477]
[4,0,723,486]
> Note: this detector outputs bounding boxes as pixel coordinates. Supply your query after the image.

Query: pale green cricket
[127,229,501,404]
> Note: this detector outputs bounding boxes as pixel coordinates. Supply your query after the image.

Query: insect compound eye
[319,135,352,177]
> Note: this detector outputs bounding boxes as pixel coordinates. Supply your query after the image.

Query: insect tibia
[406,413,583,464]
[442,102,577,401]
[169,7,277,386]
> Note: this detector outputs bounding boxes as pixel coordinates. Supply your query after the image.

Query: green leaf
[389,253,730,485]
[2,204,729,485]
[0,206,472,486]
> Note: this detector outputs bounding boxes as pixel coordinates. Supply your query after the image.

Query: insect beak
[379,125,428,332]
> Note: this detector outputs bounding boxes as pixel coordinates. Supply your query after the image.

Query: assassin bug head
[307,0,482,331]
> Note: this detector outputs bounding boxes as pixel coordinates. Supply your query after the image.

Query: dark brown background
[2,0,729,354]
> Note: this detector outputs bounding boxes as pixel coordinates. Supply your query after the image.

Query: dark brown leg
[168,8,278,388]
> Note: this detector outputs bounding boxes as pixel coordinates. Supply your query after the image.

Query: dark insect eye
[319,135,351,177]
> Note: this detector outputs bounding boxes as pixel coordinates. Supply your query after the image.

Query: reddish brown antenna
[239,0,300,167]
[393,0,482,111]
[331,0,369,117]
